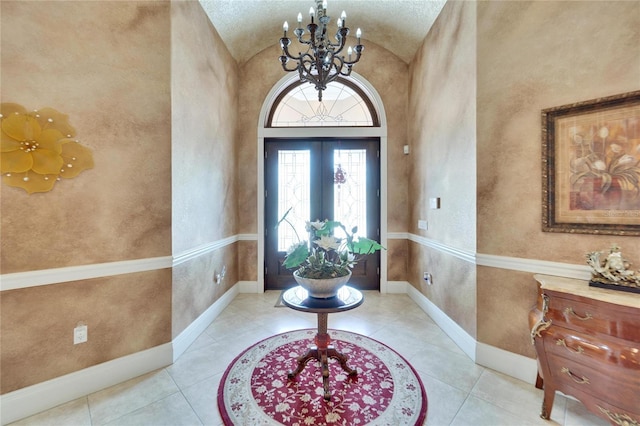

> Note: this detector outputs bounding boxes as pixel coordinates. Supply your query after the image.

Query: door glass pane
[278,150,310,251]
[334,149,367,239]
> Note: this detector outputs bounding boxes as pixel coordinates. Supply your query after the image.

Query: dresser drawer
[558,381,640,423]
[543,326,640,371]
[547,353,640,412]
[546,295,640,342]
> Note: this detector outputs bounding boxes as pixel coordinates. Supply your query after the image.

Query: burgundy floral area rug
[218,329,427,425]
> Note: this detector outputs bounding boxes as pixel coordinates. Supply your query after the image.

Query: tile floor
[10,291,608,426]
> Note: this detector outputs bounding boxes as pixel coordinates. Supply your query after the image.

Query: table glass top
[282,286,364,313]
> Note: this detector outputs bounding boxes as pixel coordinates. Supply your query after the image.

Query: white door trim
[256,72,388,292]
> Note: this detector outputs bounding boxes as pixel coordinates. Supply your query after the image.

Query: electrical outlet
[418,220,428,230]
[423,272,432,285]
[74,324,88,344]
[215,265,227,285]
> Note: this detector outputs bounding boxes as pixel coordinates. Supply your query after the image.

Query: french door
[264,138,380,291]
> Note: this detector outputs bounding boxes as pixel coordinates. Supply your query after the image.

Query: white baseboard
[172,283,240,361]
[405,282,538,384]
[0,343,173,425]
[406,284,477,361]
[476,342,538,385]
[385,280,408,293]
[238,280,261,293]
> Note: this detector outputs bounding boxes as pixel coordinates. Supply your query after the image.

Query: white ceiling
[198,0,447,64]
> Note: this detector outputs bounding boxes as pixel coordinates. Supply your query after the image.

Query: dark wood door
[265,138,380,291]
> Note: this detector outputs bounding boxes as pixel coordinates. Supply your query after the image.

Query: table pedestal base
[287,312,357,400]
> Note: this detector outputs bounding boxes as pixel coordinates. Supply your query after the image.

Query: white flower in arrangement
[275,207,384,279]
[307,220,325,231]
[314,235,341,251]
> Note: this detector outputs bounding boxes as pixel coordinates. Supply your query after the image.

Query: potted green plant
[276,207,384,298]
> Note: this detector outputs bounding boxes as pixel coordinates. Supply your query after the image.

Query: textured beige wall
[408,0,639,355]
[0,1,172,273]
[171,0,238,254]
[1,270,172,394]
[0,1,174,394]
[170,1,239,336]
[407,1,478,336]
[238,240,257,281]
[477,0,640,263]
[235,38,410,282]
[476,0,640,355]
[172,246,237,337]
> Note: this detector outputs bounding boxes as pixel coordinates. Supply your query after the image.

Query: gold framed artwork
[542,91,640,236]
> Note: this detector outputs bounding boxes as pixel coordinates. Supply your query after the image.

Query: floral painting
[1,103,93,194]
[542,91,640,236]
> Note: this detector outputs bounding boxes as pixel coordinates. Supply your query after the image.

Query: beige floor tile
[451,395,543,426]
[166,341,237,390]
[87,369,179,425]
[8,397,91,426]
[181,373,225,426]
[470,369,548,421]
[420,374,467,426]
[103,392,202,426]
[410,344,485,393]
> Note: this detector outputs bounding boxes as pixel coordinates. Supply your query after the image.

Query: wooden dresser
[529,274,640,425]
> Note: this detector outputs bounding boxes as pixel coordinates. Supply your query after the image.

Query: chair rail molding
[1,234,250,291]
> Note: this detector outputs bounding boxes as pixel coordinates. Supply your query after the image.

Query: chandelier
[279,0,364,101]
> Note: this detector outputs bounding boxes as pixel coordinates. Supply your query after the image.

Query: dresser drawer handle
[561,367,590,385]
[556,338,584,354]
[564,307,593,321]
[597,406,639,426]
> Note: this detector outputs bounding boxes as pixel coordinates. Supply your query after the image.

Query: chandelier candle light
[279,0,363,101]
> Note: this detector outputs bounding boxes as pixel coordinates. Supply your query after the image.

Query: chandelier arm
[338,64,353,77]
[342,44,364,66]
[299,58,317,83]
[296,37,314,47]
[307,23,319,50]
[327,65,342,83]
[327,39,347,57]
[328,28,349,51]
[280,56,300,73]
[280,38,305,62]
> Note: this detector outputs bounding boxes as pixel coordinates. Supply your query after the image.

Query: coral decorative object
[1,103,93,193]
[586,244,640,293]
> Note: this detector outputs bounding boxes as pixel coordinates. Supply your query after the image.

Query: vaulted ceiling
[198,0,447,65]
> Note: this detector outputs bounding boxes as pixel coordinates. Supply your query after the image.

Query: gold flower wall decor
[1,103,94,194]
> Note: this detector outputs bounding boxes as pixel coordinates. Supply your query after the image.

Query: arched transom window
[267,78,379,128]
